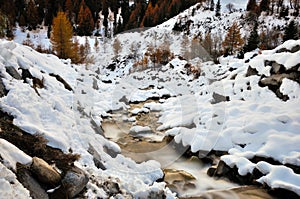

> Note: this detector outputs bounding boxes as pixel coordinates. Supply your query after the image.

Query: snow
[129,125,152,134]
[0,162,31,199]
[0,139,32,171]
[256,162,300,195]
[131,107,150,115]
[0,39,174,198]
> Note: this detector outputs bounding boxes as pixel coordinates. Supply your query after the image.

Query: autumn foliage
[51,11,74,60]
[222,22,244,55]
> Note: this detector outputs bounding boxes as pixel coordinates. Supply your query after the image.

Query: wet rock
[31,157,61,186]
[207,165,217,177]
[17,163,49,199]
[62,166,89,198]
[6,66,22,80]
[164,169,196,183]
[0,77,8,97]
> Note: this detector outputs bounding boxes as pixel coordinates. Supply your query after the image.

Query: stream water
[102,101,238,198]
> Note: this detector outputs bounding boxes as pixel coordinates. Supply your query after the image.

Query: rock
[31,157,61,186]
[5,66,22,80]
[215,160,231,177]
[164,169,196,183]
[291,45,300,53]
[271,62,285,74]
[92,78,99,90]
[211,92,229,104]
[102,180,121,196]
[49,73,72,91]
[0,78,8,97]
[62,166,89,198]
[276,47,289,53]
[16,163,49,199]
[245,66,259,77]
[207,165,217,177]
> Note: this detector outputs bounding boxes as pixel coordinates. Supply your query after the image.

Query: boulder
[245,66,259,77]
[31,157,61,186]
[5,66,22,80]
[211,92,229,104]
[291,45,300,53]
[17,163,49,199]
[271,62,284,74]
[62,166,89,198]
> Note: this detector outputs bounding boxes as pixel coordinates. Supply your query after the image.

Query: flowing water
[102,101,239,198]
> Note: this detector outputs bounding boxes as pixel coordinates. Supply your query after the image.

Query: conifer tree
[26,0,39,30]
[222,22,244,55]
[243,22,260,52]
[210,0,215,11]
[77,0,94,36]
[246,0,257,12]
[51,11,74,60]
[0,12,7,38]
[259,0,270,12]
[215,0,221,16]
[283,20,299,41]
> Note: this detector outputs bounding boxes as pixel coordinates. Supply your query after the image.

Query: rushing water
[102,101,238,198]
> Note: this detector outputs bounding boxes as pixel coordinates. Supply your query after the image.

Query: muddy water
[102,101,238,198]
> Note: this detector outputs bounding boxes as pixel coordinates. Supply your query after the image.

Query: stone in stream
[31,157,61,186]
[62,166,89,198]
[164,168,197,194]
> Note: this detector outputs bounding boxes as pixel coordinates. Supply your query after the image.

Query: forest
[0,0,203,37]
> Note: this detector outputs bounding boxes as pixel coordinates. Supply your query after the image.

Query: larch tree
[222,22,244,55]
[51,11,74,60]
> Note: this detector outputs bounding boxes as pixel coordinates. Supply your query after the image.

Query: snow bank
[0,139,32,171]
[0,40,174,198]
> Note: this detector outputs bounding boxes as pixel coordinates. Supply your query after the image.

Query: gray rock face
[62,166,89,198]
[5,66,22,80]
[31,157,61,186]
